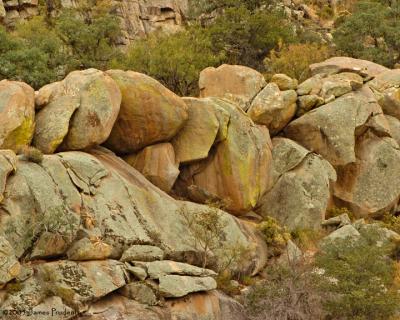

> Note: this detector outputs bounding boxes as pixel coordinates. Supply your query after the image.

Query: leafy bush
[326,206,355,221]
[379,212,400,235]
[258,217,291,256]
[208,6,295,70]
[112,26,223,96]
[333,0,400,67]
[265,43,332,81]
[291,228,327,251]
[316,228,400,319]
[244,262,326,320]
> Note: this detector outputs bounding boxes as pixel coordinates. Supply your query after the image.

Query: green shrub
[258,217,291,256]
[291,228,327,251]
[326,206,355,221]
[378,212,400,235]
[333,0,400,67]
[112,26,223,96]
[265,43,332,82]
[315,228,400,319]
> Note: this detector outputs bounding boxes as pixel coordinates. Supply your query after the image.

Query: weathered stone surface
[271,73,298,90]
[0,236,21,285]
[0,80,35,151]
[125,264,147,281]
[322,214,351,228]
[257,138,336,230]
[333,134,400,217]
[33,69,121,153]
[105,70,188,153]
[158,275,217,298]
[323,225,360,242]
[0,150,16,203]
[297,74,324,95]
[144,260,217,279]
[369,69,400,119]
[310,56,389,78]
[119,282,158,305]
[67,237,113,261]
[386,115,400,145]
[247,83,297,135]
[77,291,248,320]
[296,94,324,116]
[178,98,273,214]
[35,260,126,309]
[285,89,390,166]
[171,97,226,163]
[121,245,164,262]
[124,143,180,192]
[199,64,266,110]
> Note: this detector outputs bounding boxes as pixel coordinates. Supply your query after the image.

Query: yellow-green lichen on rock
[0,80,35,151]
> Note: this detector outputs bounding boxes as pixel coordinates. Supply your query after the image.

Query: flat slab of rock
[310,56,389,78]
[119,282,157,305]
[121,245,164,262]
[158,275,217,298]
[35,260,126,309]
[199,64,266,110]
[67,237,113,261]
[143,260,217,279]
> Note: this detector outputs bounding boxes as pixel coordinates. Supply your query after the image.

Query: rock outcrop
[199,64,267,110]
[0,80,35,151]
[105,70,188,154]
[178,98,273,214]
[33,69,121,153]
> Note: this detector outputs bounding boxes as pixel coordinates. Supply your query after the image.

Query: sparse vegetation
[257,216,291,256]
[17,145,44,164]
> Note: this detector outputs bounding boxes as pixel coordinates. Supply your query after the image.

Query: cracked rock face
[257,137,336,230]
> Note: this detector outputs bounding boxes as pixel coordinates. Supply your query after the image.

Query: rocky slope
[0,56,400,319]
[0,0,189,45]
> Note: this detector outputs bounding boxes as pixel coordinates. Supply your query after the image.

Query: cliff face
[0,0,188,45]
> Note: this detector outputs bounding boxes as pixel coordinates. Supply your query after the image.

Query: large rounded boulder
[105,70,188,154]
[199,64,266,111]
[178,98,273,215]
[0,80,35,151]
[33,69,121,153]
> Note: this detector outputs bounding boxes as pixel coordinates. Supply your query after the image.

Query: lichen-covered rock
[124,143,180,192]
[369,69,400,119]
[296,94,324,116]
[178,98,273,214]
[271,73,298,90]
[257,138,336,230]
[105,70,188,153]
[33,69,121,153]
[142,260,217,279]
[67,237,113,261]
[35,260,126,309]
[121,245,164,262]
[119,282,158,306]
[0,236,21,286]
[158,275,217,298]
[0,80,35,151]
[171,97,229,163]
[247,83,297,135]
[333,134,400,217]
[386,115,400,145]
[285,88,390,166]
[310,56,389,78]
[199,64,266,110]
[0,150,16,203]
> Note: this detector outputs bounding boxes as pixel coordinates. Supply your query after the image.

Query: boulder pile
[0,56,400,319]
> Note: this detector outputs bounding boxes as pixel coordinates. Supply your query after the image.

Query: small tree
[180,202,228,268]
